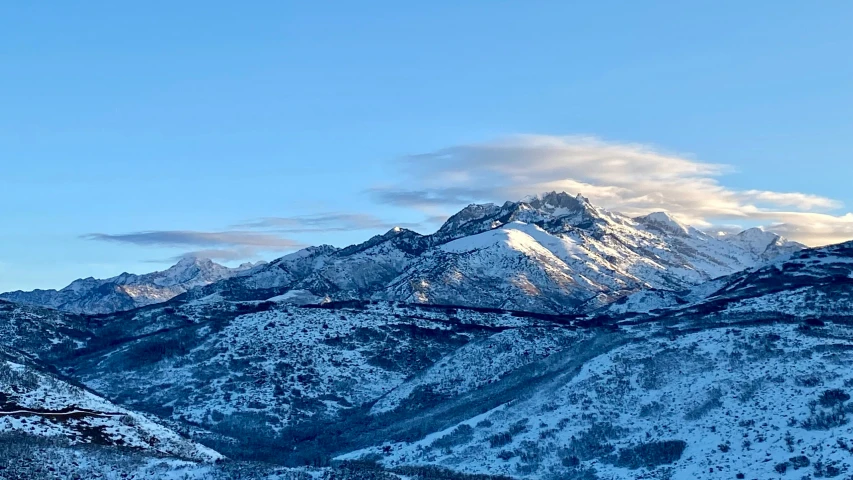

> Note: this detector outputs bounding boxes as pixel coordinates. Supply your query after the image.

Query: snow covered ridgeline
[0,299,95,363]
[9,196,853,478]
[604,239,853,320]
[0,360,221,463]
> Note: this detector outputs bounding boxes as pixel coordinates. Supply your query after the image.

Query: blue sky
[1,1,851,291]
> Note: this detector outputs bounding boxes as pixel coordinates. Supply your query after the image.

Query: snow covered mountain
[2,193,802,317]
[0,257,263,315]
[345,312,853,479]
[9,191,849,479]
[721,226,805,261]
[0,338,225,479]
[188,192,804,314]
[2,237,853,478]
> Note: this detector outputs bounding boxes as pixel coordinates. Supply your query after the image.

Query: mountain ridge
[0,257,264,315]
[182,191,805,314]
[2,192,805,316]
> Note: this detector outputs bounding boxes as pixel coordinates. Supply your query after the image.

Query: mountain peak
[433,192,609,242]
[723,227,804,260]
[166,257,222,277]
[727,227,783,248]
[526,191,603,221]
[384,226,415,237]
[173,255,214,267]
[528,191,586,211]
[434,203,502,239]
[735,226,774,240]
[235,260,266,271]
[0,255,250,314]
[635,211,691,236]
[727,227,786,248]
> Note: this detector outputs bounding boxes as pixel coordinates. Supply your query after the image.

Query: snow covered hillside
[603,240,853,321]
[343,319,853,479]
[0,357,221,464]
[61,298,580,464]
[332,243,853,478]
[0,299,94,363]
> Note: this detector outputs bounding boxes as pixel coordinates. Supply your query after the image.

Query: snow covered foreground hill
[0,358,220,462]
[0,340,227,479]
[0,257,262,315]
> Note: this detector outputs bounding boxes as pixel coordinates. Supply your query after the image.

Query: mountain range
[2,192,803,316]
[5,192,853,480]
[0,257,263,315]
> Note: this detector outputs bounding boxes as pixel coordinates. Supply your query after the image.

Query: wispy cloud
[83,230,302,249]
[84,230,308,265]
[369,188,492,210]
[374,135,852,246]
[235,213,424,232]
[176,248,262,262]
[82,213,451,262]
[84,230,306,263]
[141,248,263,264]
[748,212,853,246]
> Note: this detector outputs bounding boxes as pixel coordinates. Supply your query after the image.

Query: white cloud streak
[235,213,424,232]
[83,230,303,249]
